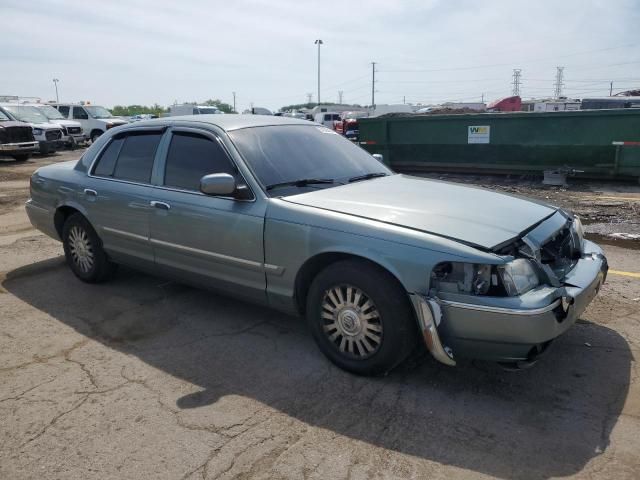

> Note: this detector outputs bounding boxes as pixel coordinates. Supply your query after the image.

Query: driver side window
[163,132,236,191]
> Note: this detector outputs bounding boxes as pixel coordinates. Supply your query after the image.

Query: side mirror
[372,153,384,162]
[199,173,237,196]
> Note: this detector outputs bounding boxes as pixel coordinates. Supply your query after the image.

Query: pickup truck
[0,109,39,161]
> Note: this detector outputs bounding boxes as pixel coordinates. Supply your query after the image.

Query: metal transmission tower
[371,62,377,108]
[511,69,522,96]
[338,91,344,104]
[554,67,565,98]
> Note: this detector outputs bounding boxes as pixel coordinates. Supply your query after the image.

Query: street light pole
[314,39,323,106]
[232,91,236,112]
[52,78,60,103]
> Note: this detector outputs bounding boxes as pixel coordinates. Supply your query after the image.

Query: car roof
[126,114,312,132]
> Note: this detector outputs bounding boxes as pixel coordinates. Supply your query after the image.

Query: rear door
[82,128,166,271]
[148,126,267,302]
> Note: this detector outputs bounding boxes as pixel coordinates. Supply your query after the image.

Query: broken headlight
[431,262,498,296]
[432,259,541,297]
[497,259,540,296]
[572,216,585,251]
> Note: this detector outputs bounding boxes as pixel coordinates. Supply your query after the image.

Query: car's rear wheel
[62,213,116,283]
[306,260,417,376]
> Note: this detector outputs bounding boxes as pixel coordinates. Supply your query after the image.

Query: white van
[168,104,222,116]
[53,104,128,143]
[314,112,341,128]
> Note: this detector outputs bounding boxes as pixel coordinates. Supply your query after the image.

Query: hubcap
[321,285,382,359]
[68,226,94,273]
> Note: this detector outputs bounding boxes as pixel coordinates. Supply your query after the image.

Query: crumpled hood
[283,174,556,250]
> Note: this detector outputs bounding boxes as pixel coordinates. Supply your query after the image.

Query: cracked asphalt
[1,151,639,479]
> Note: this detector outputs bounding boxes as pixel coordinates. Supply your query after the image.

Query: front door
[149,127,267,302]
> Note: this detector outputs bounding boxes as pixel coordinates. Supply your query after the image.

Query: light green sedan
[26,115,608,375]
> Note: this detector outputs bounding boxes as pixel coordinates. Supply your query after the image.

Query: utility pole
[403,95,406,104]
[554,67,564,98]
[232,91,236,112]
[314,39,323,106]
[511,69,522,96]
[338,91,344,104]
[371,62,377,108]
[306,93,313,105]
[610,81,613,96]
[481,93,485,103]
[52,78,60,103]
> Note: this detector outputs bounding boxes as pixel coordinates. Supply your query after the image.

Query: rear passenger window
[164,132,235,191]
[113,133,162,182]
[92,132,162,183]
[93,138,123,177]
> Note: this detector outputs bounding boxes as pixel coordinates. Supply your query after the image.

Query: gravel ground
[1,150,639,479]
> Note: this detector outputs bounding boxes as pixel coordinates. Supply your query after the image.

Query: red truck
[333,111,369,142]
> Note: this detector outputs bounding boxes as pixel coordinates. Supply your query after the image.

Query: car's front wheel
[90,130,103,143]
[306,260,417,376]
[62,213,116,283]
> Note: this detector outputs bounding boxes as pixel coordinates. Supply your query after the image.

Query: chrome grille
[45,129,62,141]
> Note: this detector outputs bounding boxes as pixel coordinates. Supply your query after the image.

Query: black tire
[62,213,116,283]
[306,260,417,376]
[11,154,30,162]
[90,131,103,143]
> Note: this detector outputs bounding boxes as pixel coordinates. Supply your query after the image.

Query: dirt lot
[1,150,639,479]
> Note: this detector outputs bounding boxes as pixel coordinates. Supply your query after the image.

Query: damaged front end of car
[411,210,608,368]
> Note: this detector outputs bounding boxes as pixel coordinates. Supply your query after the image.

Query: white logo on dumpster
[468,125,490,144]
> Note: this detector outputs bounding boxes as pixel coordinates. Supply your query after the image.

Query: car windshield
[0,110,10,121]
[85,106,113,118]
[35,105,66,120]
[228,125,391,192]
[2,105,50,124]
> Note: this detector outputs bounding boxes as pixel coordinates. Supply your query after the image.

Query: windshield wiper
[348,172,388,183]
[265,178,335,191]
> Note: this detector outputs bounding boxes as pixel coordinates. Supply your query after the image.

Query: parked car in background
[0,104,64,154]
[243,107,273,115]
[334,111,369,142]
[168,104,222,116]
[53,104,128,143]
[314,111,341,127]
[0,109,38,161]
[26,115,607,375]
[30,104,86,148]
[130,114,158,122]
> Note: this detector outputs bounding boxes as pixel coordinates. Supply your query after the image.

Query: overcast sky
[2,0,640,111]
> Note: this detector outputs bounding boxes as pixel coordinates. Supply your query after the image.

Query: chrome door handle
[84,188,97,196]
[150,200,171,210]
